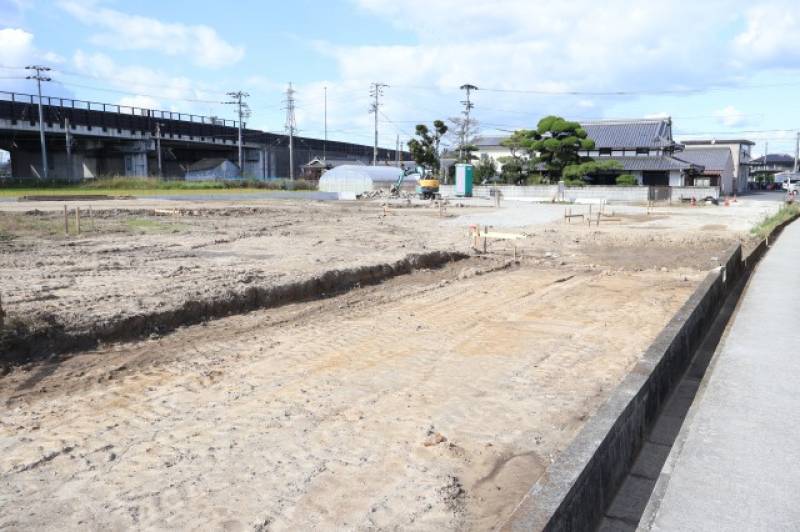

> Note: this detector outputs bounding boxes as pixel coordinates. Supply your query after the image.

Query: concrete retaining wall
[439,185,557,199]
[565,186,647,203]
[504,214,800,532]
[671,186,720,200]
[440,185,711,203]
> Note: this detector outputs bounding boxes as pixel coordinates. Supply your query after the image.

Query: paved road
[639,219,800,531]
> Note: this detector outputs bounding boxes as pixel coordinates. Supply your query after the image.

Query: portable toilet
[455,164,474,197]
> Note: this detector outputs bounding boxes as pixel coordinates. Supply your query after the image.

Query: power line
[388,79,800,97]
[378,110,413,138]
[53,67,229,97]
[53,80,225,105]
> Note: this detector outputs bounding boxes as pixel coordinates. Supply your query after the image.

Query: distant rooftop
[749,153,795,165]
[581,118,675,150]
[473,136,508,148]
[677,147,733,172]
[682,139,756,146]
[475,118,678,150]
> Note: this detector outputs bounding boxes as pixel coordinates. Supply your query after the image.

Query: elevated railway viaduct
[0,91,400,180]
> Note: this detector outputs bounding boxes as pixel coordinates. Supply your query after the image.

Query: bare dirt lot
[0,194,780,530]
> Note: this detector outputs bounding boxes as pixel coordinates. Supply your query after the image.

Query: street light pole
[26,65,51,179]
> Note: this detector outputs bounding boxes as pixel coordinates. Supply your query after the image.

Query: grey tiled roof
[474,135,508,147]
[581,119,675,149]
[678,148,733,172]
[477,119,676,150]
[599,155,699,171]
[682,139,755,146]
[749,154,794,165]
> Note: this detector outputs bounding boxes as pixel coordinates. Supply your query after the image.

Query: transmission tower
[284,82,297,180]
[459,84,478,161]
[369,82,388,165]
[224,91,249,173]
[25,65,52,179]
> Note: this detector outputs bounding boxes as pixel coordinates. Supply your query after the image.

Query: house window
[636,148,649,155]
[599,148,612,156]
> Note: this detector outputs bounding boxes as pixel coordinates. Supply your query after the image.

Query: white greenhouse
[318,165,418,195]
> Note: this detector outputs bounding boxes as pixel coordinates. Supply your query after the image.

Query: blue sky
[2,0,800,156]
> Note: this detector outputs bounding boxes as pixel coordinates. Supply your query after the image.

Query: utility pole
[64,117,73,181]
[369,82,388,165]
[396,134,400,166]
[323,86,328,162]
[459,84,478,162]
[794,132,799,173]
[25,65,51,179]
[225,91,249,173]
[155,122,163,178]
[284,82,297,180]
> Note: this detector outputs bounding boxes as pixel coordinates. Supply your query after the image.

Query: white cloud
[714,105,747,127]
[306,0,769,141]
[644,112,670,120]
[0,28,35,66]
[0,28,69,94]
[117,95,161,110]
[344,0,750,93]
[71,50,224,111]
[734,2,800,69]
[58,1,244,68]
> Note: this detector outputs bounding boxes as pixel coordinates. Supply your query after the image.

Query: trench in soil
[0,250,470,369]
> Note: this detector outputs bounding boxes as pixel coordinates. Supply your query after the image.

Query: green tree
[475,155,497,182]
[500,129,535,159]
[529,116,595,179]
[407,120,448,172]
[498,156,523,183]
[615,174,637,186]
[562,160,622,182]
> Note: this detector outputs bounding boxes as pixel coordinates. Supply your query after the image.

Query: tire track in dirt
[0,261,702,530]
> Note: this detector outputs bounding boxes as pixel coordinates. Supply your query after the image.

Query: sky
[2,0,800,156]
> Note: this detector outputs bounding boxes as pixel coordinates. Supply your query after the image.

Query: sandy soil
[0,201,465,341]
[0,194,778,530]
[0,259,701,530]
[0,196,762,347]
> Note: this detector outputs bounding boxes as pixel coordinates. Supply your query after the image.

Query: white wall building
[682,139,753,193]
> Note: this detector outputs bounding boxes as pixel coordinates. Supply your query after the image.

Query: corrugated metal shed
[582,119,675,149]
[185,158,241,181]
[677,148,733,172]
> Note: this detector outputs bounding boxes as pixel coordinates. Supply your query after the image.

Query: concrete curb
[502,212,800,532]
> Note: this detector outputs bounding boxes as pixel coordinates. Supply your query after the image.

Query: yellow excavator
[416,174,440,199]
[391,167,440,199]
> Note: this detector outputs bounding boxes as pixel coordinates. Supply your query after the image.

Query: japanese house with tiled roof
[473,118,753,192]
